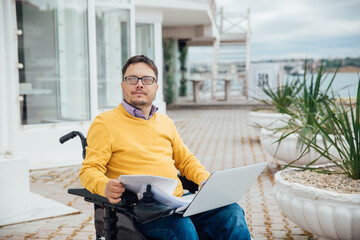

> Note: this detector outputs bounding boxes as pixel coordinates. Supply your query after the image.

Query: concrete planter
[260,128,338,166]
[274,169,360,240]
[248,111,290,129]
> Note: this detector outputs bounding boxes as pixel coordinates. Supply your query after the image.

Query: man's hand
[199,180,207,190]
[106,179,125,204]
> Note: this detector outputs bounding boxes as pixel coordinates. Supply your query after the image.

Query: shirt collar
[121,100,158,120]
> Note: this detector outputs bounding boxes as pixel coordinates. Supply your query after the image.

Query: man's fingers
[106,179,125,202]
[108,180,125,192]
[109,180,125,188]
[108,179,121,186]
[108,186,125,194]
[106,179,126,203]
[108,192,122,199]
[109,197,122,204]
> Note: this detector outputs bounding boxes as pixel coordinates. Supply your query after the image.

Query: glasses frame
[124,76,157,85]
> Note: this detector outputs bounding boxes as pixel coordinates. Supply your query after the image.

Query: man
[79,55,251,240]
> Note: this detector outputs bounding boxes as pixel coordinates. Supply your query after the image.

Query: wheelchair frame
[60,131,211,240]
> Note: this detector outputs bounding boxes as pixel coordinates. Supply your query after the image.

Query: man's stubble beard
[130,99,146,107]
[126,92,157,109]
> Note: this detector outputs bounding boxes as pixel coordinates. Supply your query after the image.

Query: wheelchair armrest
[68,188,138,208]
[178,175,199,194]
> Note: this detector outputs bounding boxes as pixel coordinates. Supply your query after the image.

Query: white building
[0,0,219,226]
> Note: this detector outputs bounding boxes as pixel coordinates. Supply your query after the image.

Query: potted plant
[260,64,339,165]
[248,77,302,129]
[273,81,360,239]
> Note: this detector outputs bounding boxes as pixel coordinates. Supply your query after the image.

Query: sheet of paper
[118,175,178,195]
[118,174,196,211]
[138,185,194,209]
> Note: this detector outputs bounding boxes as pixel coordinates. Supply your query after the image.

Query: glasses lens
[125,77,138,84]
[142,77,155,85]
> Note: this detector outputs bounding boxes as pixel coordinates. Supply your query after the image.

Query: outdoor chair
[60,131,214,240]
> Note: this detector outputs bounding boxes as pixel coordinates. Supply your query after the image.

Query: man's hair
[122,55,158,80]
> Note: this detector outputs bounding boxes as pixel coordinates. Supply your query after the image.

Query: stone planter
[260,128,339,166]
[248,110,289,129]
[274,169,360,240]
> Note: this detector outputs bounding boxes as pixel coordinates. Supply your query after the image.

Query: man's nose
[136,79,144,88]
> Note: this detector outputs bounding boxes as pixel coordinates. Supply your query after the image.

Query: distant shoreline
[325,66,360,73]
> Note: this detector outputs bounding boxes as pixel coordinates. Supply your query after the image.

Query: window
[16,0,90,124]
[96,7,130,109]
[136,23,154,60]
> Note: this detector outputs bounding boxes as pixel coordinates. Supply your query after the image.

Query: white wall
[0,0,9,158]
[15,124,90,169]
[1,0,19,158]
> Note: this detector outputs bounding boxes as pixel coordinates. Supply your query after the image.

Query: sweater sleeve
[79,116,112,197]
[170,120,210,185]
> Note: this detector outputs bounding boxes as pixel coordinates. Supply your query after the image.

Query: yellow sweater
[79,105,210,198]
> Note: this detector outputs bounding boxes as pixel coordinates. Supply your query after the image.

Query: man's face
[121,62,158,108]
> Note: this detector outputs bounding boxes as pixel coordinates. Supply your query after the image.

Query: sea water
[284,72,360,98]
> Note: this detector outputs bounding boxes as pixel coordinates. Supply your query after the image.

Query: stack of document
[118,175,195,211]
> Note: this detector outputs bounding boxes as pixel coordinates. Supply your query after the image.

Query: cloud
[250,34,360,60]
[215,0,360,60]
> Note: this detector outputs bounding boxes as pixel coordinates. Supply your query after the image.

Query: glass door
[136,23,154,60]
[96,4,130,109]
[16,0,90,124]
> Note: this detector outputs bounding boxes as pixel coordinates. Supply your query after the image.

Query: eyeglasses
[124,76,157,85]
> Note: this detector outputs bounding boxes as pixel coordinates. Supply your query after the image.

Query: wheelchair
[60,131,214,240]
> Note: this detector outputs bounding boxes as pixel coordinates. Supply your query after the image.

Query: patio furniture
[191,79,204,102]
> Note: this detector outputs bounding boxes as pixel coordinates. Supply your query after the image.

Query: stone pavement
[0,109,317,240]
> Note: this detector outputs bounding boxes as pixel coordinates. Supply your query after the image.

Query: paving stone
[250,233,268,240]
[48,234,69,240]
[1,234,28,240]
[80,224,96,232]
[4,236,26,240]
[25,238,48,240]
[72,231,96,239]
[57,227,78,235]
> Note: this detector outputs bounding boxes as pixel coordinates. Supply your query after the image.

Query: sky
[189,0,360,62]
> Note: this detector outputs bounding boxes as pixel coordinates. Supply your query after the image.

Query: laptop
[178,162,268,217]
